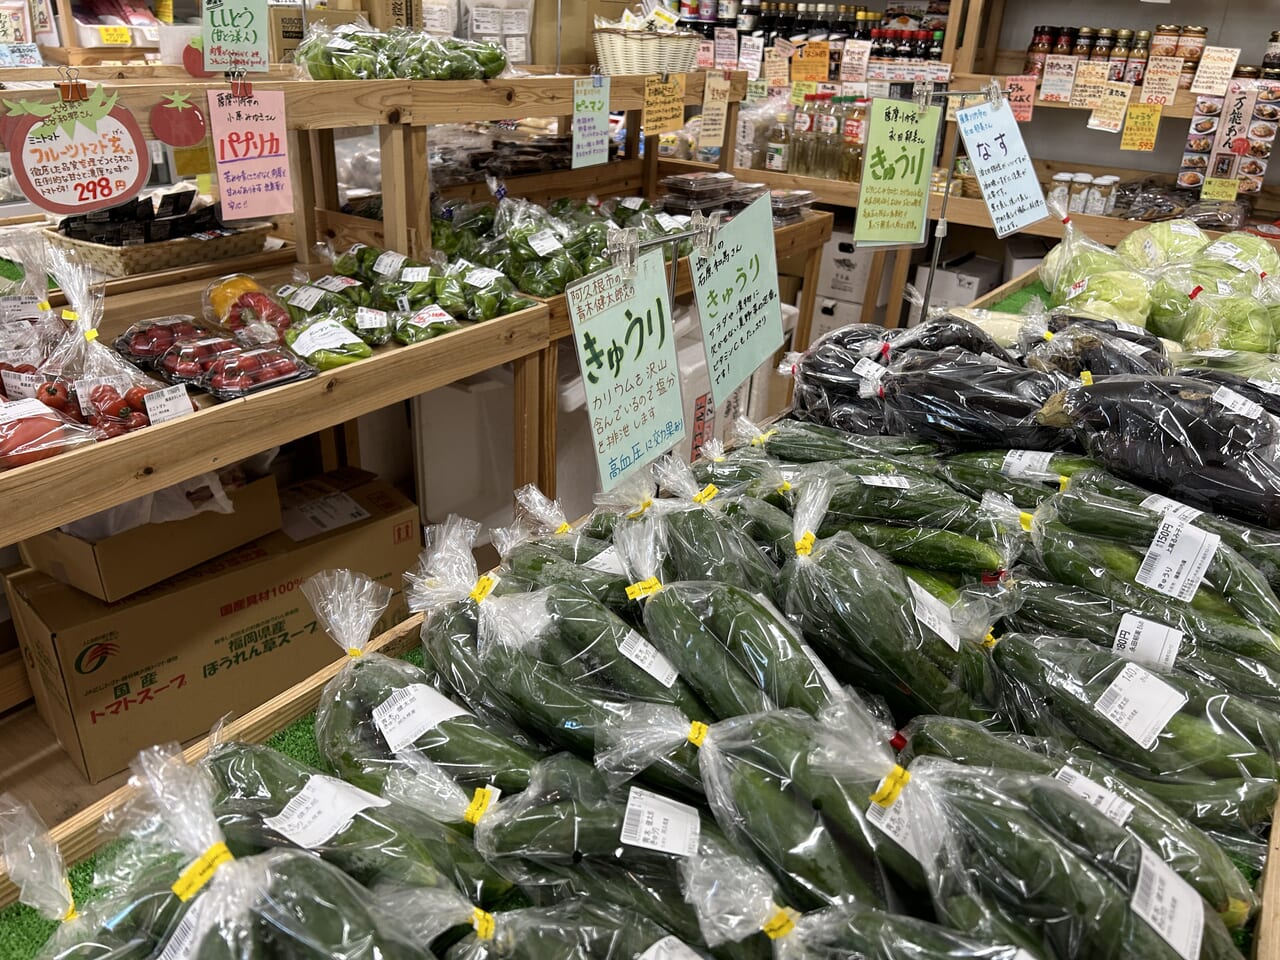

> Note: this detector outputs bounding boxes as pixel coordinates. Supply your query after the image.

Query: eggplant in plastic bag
[1038,375,1280,527]
[1023,323,1172,378]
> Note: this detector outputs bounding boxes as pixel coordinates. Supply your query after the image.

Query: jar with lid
[1108,29,1132,81]
[1235,65,1261,80]
[1125,30,1150,85]
[1091,28,1114,62]
[1023,24,1053,78]
[1175,25,1207,63]
[1053,27,1076,57]
[1265,31,1280,73]
[1085,176,1114,216]
[1072,27,1096,60]
[1151,24,1180,59]
[1179,61,1197,89]
[1048,172,1073,209]
[765,114,792,171]
[1068,173,1094,214]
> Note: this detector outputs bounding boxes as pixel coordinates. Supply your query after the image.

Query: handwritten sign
[762,50,789,84]
[739,35,764,80]
[696,39,713,70]
[1005,75,1035,121]
[792,40,829,82]
[840,38,872,82]
[789,80,818,106]
[945,92,984,123]
[745,79,769,102]
[1040,55,1077,103]
[1120,103,1161,151]
[1087,81,1133,133]
[572,76,610,168]
[6,85,150,215]
[202,0,268,72]
[643,74,686,135]
[692,195,782,406]
[206,88,293,219]
[1070,62,1109,110]
[1141,56,1183,104]
[713,27,737,70]
[567,249,685,491]
[774,37,795,59]
[699,74,731,149]
[0,42,40,66]
[956,98,1048,238]
[1191,47,1241,96]
[1200,177,1239,201]
[854,98,940,247]
[97,25,131,44]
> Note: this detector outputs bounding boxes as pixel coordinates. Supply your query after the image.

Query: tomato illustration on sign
[3,84,151,216]
[150,91,207,147]
[183,36,217,78]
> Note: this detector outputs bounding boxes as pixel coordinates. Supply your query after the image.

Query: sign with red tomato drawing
[206,88,294,219]
[3,84,150,215]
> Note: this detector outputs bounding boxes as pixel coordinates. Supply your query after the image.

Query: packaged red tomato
[204,274,292,343]
[0,397,98,469]
[157,337,241,384]
[198,345,316,400]
[113,315,227,367]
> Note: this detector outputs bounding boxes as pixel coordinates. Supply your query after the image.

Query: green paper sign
[692,194,784,408]
[854,98,941,248]
[567,250,686,490]
[202,0,269,72]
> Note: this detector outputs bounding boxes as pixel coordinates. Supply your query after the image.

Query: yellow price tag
[171,842,233,901]
[1120,103,1161,152]
[870,764,912,806]
[469,573,499,603]
[62,309,78,322]
[97,25,132,44]
[982,631,999,649]
[692,483,719,505]
[625,576,663,600]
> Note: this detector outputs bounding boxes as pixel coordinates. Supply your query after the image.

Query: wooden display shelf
[435,158,647,206]
[0,304,550,549]
[38,45,159,66]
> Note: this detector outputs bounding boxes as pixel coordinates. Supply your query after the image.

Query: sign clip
[55,67,87,103]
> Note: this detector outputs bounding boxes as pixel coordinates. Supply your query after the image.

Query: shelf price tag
[566,249,685,491]
[201,0,269,72]
[955,98,1048,238]
[791,40,829,82]
[97,25,132,44]
[143,384,194,425]
[1087,80,1133,133]
[206,88,293,219]
[1141,56,1183,105]
[1190,46,1241,96]
[853,98,940,247]
[713,26,738,70]
[698,73,732,149]
[643,74,686,136]
[738,35,764,80]
[1005,75,1035,122]
[1069,61,1109,110]
[572,76,610,169]
[1039,55,1077,103]
[1121,103,1161,151]
[762,49,789,85]
[839,38,871,82]
[692,194,783,407]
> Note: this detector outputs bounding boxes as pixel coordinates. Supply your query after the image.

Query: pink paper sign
[206,88,293,220]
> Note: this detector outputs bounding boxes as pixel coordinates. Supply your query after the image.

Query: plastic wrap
[1045,309,1169,353]
[1022,322,1172,378]
[907,756,1242,960]
[202,274,292,343]
[1182,287,1276,353]
[113,316,226,369]
[196,345,316,400]
[0,398,98,469]
[1115,219,1211,270]
[780,478,999,724]
[1037,375,1280,527]
[932,448,1094,511]
[1038,200,1128,301]
[306,568,540,794]
[733,416,936,462]
[1198,233,1280,280]
[476,197,588,297]
[282,311,374,369]
[294,19,507,80]
[156,335,240,385]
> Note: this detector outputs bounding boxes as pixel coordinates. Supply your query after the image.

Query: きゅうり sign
[206,88,293,219]
[853,98,940,247]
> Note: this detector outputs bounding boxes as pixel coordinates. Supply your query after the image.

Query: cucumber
[752,419,936,462]
[717,493,795,563]
[657,506,781,601]
[1098,760,1278,835]
[820,474,1001,541]
[794,903,1044,959]
[503,540,631,610]
[948,450,1096,478]
[826,520,1006,574]
[933,459,1061,510]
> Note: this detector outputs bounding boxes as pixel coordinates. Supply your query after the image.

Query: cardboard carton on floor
[18,476,281,603]
[6,469,421,783]
[908,254,1003,324]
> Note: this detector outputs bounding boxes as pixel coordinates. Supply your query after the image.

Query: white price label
[619,786,700,856]
[655,213,683,231]
[464,267,506,287]
[74,375,131,417]
[313,275,361,292]
[1066,278,1089,301]
[1170,221,1201,238]
[356,307,389,330]
[1000,449,1056,480]
[1094,662,1187,749]
[1113,613,1183,672]
[638,936,703,960]
[373,683,473,752]
[287,285,328,310]
[142,384,192,425]
[0,296,40,321]
[908,580,960,651]
[584,545,625,574]
[1053,766,1135,826]
[1131,843,1205,960]
[407,305,454,326]
[263,775,389,848]
[858,474,911,489]
[1195,348,1234,358]
[0,397,52,422]
[289,319,360,358]
[1,369,40,399]
[282,490,372,541]
[156,911,201,960]
[1139,494,1203,523]
[1248,377,1280,396]
[373,251,409,277]
[528,228,565,255]
[620,196,646,210]
[1135,515,1220,603]
[1142,238,1158,264]
[618,630,679,687]
[1212,385,1263,420]
[401,267,434,282]
[1112,319,1147,334]
[852,356,886,381]
[865,782,933,863]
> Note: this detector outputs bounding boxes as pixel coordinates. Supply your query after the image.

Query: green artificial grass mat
[0,647,426,959]
[987,278,1049,315]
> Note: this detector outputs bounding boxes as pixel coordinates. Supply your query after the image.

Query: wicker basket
[42,223,274,278]
[592,28,700,76]
[955,172,983,199]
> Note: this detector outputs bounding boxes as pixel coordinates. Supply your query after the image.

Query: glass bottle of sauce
[1052,27,1075,57]
[1023,25,1053,78]
[1109,29,1132,81]
[1125,30,1150,85]
[1151,25,1180,59]
[1072,27,1096,60]
[1264,30,1280,79]
[1091,28,1114,63]
[1175,25,1207,64]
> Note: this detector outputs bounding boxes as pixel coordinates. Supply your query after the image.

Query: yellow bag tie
[712,454,726,463]
[982,631,999,649]
[1043,330,1054,341]
[794,531,815,557]
[687,721,709,747]
[692,483,719,505]
[776,480,792,495]
[750,429,777,447]
[37,300,51,312]
[626,576,663,600]
[1080,370,1093,385]
[346,647,364,657]
[471,908,496,939]
[469,574,499,603]
[171,842,233,901]
[63,904,78,922]
[626,498,654,519]
[1019,512,1033,532]
[84,329,98,342]
[464,786,497,825]
[762,906,799,939]
[1058,474,1071,492]
[555,522,572,534]
[871,765,911,807]
[62,309,78,322]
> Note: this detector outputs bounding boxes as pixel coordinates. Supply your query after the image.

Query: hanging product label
[584,545,625,574]
[1086,81,1133,134]
[858,474,911,489]
[1140,56,1183,105]
[1000,449,1055,480]
[739,36,765,80]
[1094,662,1188,749]
[287,286,327,310]
[1190,46,1241,96]
[373,683,473,753]
[374,251,408,277]
[263,775,389,848]
[638,936,704,960]
[643,74,687,135]
[1039,55,1078,102]
[1005,75,1036,122]
[206,89,293,220]
[1113,613,1184,672]
[853,357,887,382]
[854,98,940,248]
[1132,843,1205,960]
[314,275,361,292]
[955,98,1049,238]
[620,786,701,856]
[202,0,269,71]
[1139,494,1203,523]
[713,27,738,70]
[143,385,194,425]
[699,74,732,149]
[1135,515,1221,603]
[908,580,961,651]
[1053,766,1135,827]
[289,319,358,357]
[840,38,872,81]
[619,630,679,687]
[1,370,40,399]
[529,228,566,255]
[1212,385,1264,420]
[572,76,611,169]
[1069,62,1110,109]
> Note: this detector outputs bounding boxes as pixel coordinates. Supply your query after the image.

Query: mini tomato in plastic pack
[113,316,227,368]
[156,336,241,385]
[198,345,317,400]
[203,273,292,343]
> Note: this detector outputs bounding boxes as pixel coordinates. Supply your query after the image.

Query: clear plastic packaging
[1182,287,1275,353]
[1038,197,1128,301]
[661,193,731,216]
[1183,200,1250,231]
[113,315,224,368]
[733,416,936,462]
[197,345,317,400]
[659,171,737,198]
[1114,218,1210,270]
[1021,321,1172,378]
[0,399,98,469]
[293,17,508,80]
[202,273,292,342]
[156,336,241,385]
[283,311,374,370]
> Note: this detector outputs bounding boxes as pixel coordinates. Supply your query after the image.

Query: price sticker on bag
[1135,515,1220,603]
[373,683,472,752]
[528,228,565,255]
[852,356,886,382]
[287,285,327,310]
[618,630,679,687]
[263,775,389,848]
[0,369,40,399]
[289,319,359,357]
[1094,662,1187,749]
[1053,766,1135,826]
[401,267,434,282]
[620,786,700,856]
[1211,385,1264,420]
[1131,843,1205,960]
[908,580,960,651]
[464,267,506,288]
[314,275,362,292]
[858,474,911,489]
[356,307,389,330]
[864,783,922,862]
[584,545,625,574]
[1139,494,1203,524]
[638,936,704,960]
[1113,614,1184,672]
[1000,449,1056,480]
[373,251,408,277]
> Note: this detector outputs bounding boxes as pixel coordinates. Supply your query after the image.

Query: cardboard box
[363,0,417,31]
[812,296,864,342]
[6,469,420,783]
[18,476,281,603]
[269,6,366,61]
[908,254,1003,324]
[1003,235,1053,284]
[815,231,892,307]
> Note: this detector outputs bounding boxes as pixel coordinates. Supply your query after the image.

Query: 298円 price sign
[206,89,294,219]
[854,99,940,247]
[4,85,150,215]
[567,250,686,491]
[692,194,783,407]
